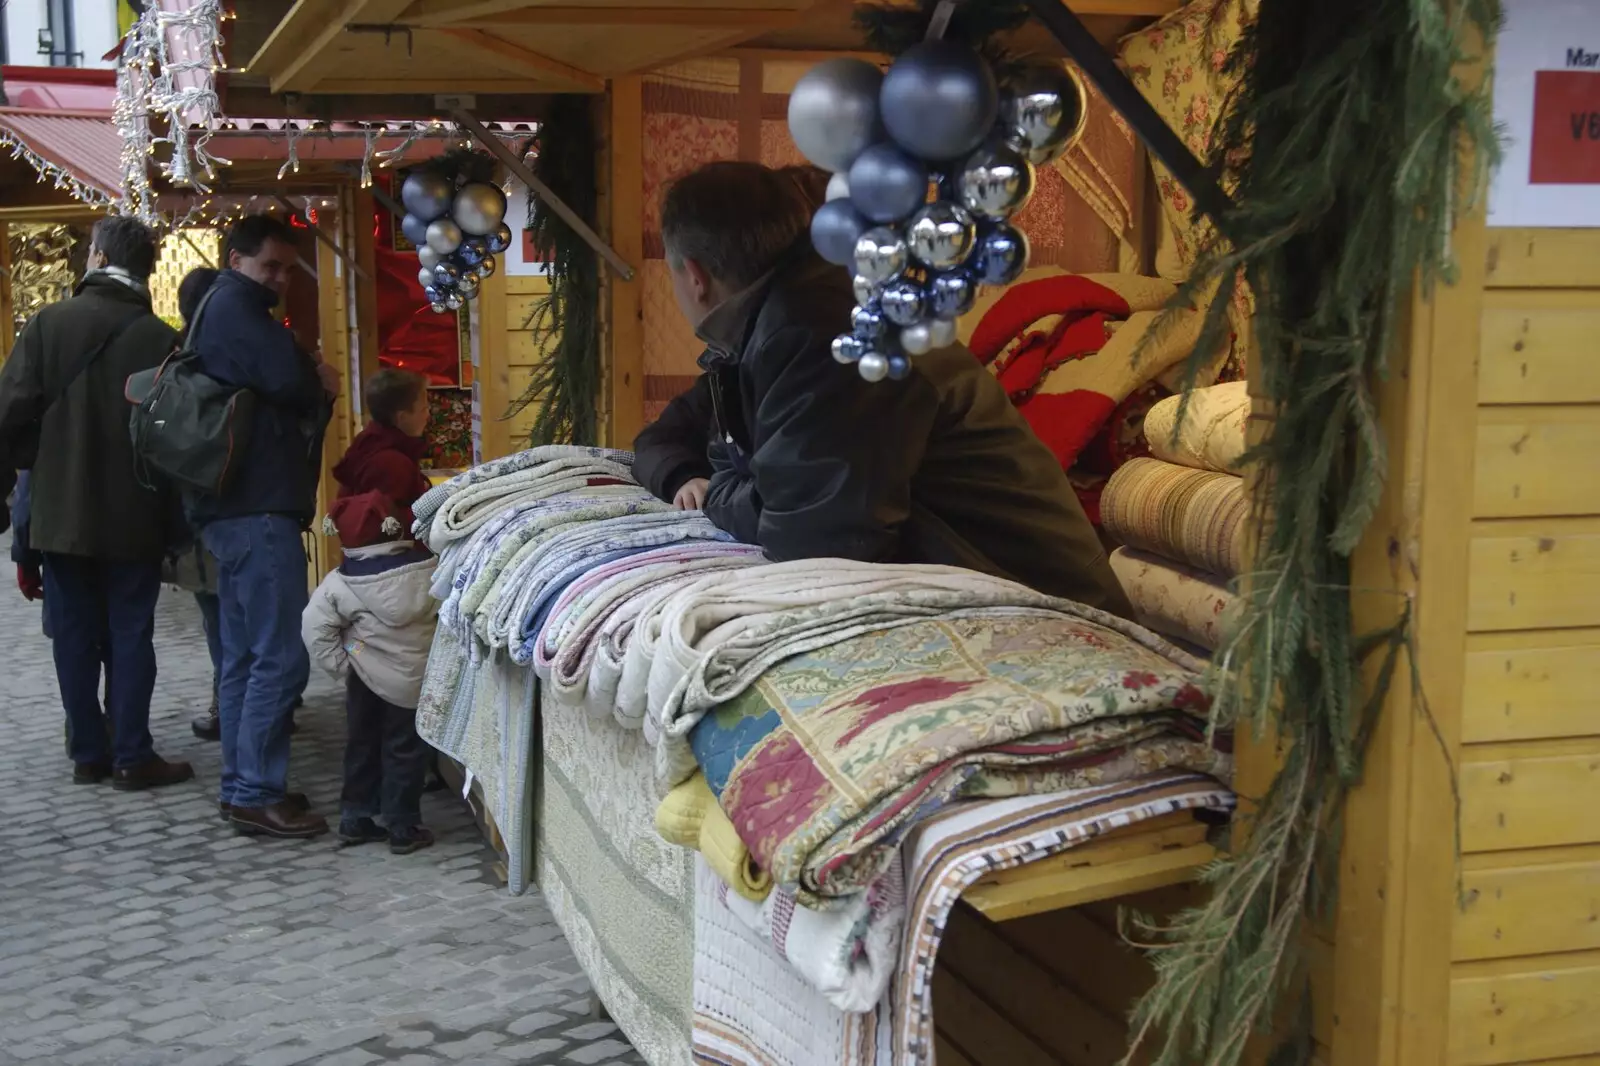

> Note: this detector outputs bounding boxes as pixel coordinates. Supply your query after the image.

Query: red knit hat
[324,491,406,549]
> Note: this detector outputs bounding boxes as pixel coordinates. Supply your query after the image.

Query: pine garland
[1122,1,1500,1064]
[507,95,600,447]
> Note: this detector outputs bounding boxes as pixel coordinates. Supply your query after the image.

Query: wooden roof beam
[430,29,606,92]
[250,0,415,94]
[446,7,805,29]
[398,0,542,25]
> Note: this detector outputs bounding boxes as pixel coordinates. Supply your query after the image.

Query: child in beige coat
[302,490,438,853]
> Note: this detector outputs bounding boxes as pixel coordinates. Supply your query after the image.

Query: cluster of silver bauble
[788,44,1087,382]
[399,170,513,313]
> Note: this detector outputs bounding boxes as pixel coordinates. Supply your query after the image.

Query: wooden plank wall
[1446,228,1600,1066]
[500,273,554,453]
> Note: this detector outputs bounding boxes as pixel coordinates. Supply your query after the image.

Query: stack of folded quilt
[1100,381,1251,653]
[409,445,1235,1066]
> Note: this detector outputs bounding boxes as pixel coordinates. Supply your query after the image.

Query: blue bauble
[811,199,869,266]
[401,213,430,249]
[432,259,462,287]
[423,284,443,304]
[457,237,488,268]
[880,277,926,327]
[401,170,454,222]
[848,143,929,224]
[974,224,1031,286]
[928,269,978,319]
[486,222,513,254]
[851,304,888,343]
[832,334,865,365]
[880,41,1000,162]
[886,353,913,381]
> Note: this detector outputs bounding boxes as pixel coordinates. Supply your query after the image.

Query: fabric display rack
[408,446,1235,1066]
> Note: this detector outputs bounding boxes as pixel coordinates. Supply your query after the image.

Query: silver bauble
[787,58,885,173]
[851,305,888,343]
[857,351,891,383]
[880,277,927,327]
[445,294,463,311]
[457,273,481,299]
[832,334,865,364]
[452,182,508,236]
[826,172,851,201]
[417,245,442,270]
[906,201,977,269]
[476,255,497,279]
[418,267,436,290]
[899,321,935,355]
[426,217,464,255]
[401,170,454,222]
[1001,63,1088,165]
[957,144,1036,219]
[928,317,959,348]
[486,223,513,254]
[429,301,449,315]
[852,275,880,308]
[431,259,462,287]
[852,226,908,285]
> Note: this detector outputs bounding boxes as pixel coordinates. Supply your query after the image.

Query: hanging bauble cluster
[788,47,1087,382]
[400,165,513,314]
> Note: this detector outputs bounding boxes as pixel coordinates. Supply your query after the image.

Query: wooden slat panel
[994,906,1153,1021]
[1475,407,1600,518]
[930,968,1060,1066]
[1468,519,1600,632]
[1456,849,1600,961]
[1485,228,1600,289]
[1462,743,1600,853]
[506,289,552,330]
[1480,292,1600,405]
[505,274,551,297]
[1449,952,1600,1065]
[508,328,555,367]
[1462,629,1600,743]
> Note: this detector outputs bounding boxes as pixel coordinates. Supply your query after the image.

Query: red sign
[1530,69,1600,184]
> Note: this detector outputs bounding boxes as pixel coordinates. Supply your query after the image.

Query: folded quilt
[687,608,1226,900]
[624,561,1064,780]
[656,772,772,903]
[426,459,639,551]
[1144,380,1251,474]
[412,445,634,542]
[1101,456,1248,576]
[1110,546,1236,652]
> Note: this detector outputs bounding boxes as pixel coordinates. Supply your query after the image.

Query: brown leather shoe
[231,801,329,839]
[73,760,113,785]
[191,704,220,741]
[112,756,195,791]
[219,792,308,821]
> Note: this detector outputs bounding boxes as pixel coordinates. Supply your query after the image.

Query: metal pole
[1023,0,1234,236]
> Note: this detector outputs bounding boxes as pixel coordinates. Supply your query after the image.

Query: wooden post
[605,75,645,450]
[475,264,513,461]
[346,186,381,391]
[309,198,357,586]
[0,221,13,362]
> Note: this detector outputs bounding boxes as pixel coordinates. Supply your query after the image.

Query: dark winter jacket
[332,420,432,527]
[633,243,1132,617]
[10,471,37,568]
[185,270,331,529]
[0,273,178,562]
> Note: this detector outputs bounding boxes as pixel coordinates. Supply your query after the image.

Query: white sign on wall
[1488,0,1600,227]
[502,181,551,276]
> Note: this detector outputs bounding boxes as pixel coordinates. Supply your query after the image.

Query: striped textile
[1101,457,1248,577]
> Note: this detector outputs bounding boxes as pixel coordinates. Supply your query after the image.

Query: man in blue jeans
[0,217,193,788]
[188,215,339,839]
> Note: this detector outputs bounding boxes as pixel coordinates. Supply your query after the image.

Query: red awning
[0,107,123,204]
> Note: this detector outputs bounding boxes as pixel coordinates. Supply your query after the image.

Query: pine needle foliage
[1121,1,1500,1064]
[507,94,600,448]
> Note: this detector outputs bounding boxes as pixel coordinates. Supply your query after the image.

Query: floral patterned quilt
[688,610,1230,901]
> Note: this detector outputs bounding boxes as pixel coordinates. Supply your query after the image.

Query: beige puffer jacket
[301,544,438,708]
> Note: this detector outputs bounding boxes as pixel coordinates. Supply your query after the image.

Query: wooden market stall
[230,4,1600,1066]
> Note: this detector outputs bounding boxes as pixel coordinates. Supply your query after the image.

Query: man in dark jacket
[188,214,338,840]
[634,161,1131,616]
[0,216,195,788]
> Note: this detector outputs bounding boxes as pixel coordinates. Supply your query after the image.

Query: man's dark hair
[90,216,159,279]
[177,266,220,329]
[777,165,829,212]
[365,368,427,428]
[660,162,812,289]
[225,214,300,262]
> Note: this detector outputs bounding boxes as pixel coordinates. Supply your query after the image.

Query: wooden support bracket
[451,108,636,281]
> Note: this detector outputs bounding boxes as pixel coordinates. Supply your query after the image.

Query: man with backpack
[0,216,195,789]
[186,214,339,840]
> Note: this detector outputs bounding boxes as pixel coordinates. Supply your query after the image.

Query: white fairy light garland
[0,129,116,208]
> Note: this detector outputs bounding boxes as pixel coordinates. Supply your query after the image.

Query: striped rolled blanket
[1100,456,1248,576]
[426,458,638,551]
[412,444,634,543]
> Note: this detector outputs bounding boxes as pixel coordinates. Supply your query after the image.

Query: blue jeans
[41,554,161,769]
[202,515,311,808]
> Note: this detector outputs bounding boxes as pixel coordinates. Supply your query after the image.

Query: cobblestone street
[0,554,645,1066]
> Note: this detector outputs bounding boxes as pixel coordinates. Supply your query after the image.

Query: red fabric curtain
[375,246,459,385]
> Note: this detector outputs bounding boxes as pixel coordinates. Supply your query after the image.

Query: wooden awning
[242,1,1180,97]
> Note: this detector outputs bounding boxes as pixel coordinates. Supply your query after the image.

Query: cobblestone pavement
[0,559,647,1066]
